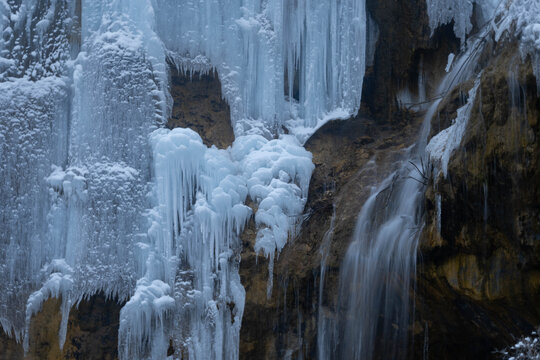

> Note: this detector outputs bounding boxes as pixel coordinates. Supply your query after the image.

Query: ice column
[0,0,75,340]
[153,0,366,139]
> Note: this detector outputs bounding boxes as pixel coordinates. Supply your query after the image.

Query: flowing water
[318,27,488,359]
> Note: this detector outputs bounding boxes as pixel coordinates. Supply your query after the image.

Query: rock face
[239,6,540,360]
[0,294,123,360]
[415,41,540,358]
[167,67,234,149]
[239,111,424,358]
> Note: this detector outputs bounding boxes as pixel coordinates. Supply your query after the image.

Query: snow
[426,79,480,177]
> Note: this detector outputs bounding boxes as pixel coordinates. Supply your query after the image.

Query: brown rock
[167,66,234,149]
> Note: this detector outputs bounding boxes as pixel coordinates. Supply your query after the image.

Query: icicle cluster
[122,128,313,359]
[154,0,366,140]
[426,0,499,44]
[1,0,357,358]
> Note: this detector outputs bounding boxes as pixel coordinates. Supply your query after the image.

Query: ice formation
[426,79,481,177]
[427,0,540,92]
[494,0,540,92]
[0,0,360,358]
[426,0,499,44]
[0,0,75,342]
[154,0,366,141]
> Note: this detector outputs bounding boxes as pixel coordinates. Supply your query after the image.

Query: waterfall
[317,206,336,360]
[319,22,490,359]
[332,135,428,360]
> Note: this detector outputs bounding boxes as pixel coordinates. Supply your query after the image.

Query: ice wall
[0,0,75,340]
[154,0,366,140]
[0,0,169,348]
[58,0,168,300]
[1,0,359,358]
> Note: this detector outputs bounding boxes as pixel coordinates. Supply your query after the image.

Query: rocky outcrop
[415,40,540,359]
[239,8,540,360]
[167,66,234,149]
[0,294,123,360]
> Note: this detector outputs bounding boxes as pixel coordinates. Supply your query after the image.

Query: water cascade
[318,15,492,359]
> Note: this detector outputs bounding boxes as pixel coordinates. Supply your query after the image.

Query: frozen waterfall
[0,0,366,358]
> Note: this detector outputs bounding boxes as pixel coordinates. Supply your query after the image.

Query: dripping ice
[0,0,365,358]
[154,0,367,140]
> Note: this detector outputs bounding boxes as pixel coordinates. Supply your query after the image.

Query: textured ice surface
[0,2,75,339]
[498,0,540,92]
[426,0,499,43]
[2,0,353,358]
[154,0,366,140]
[130,127,313,358]
[0,0,168,348]
[234,134,313,295]
[0,72,71,341]
[426,0,474,43]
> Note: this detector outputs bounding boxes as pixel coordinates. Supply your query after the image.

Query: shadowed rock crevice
[1,294,123,360]
[167,66,234,149]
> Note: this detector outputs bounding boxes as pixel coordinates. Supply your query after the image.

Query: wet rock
[416,39,540,359]
[167,66,234,149]
[1,294,123,360]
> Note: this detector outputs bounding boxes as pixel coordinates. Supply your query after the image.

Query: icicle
[153,0,367,141]
[426,78,481,177]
